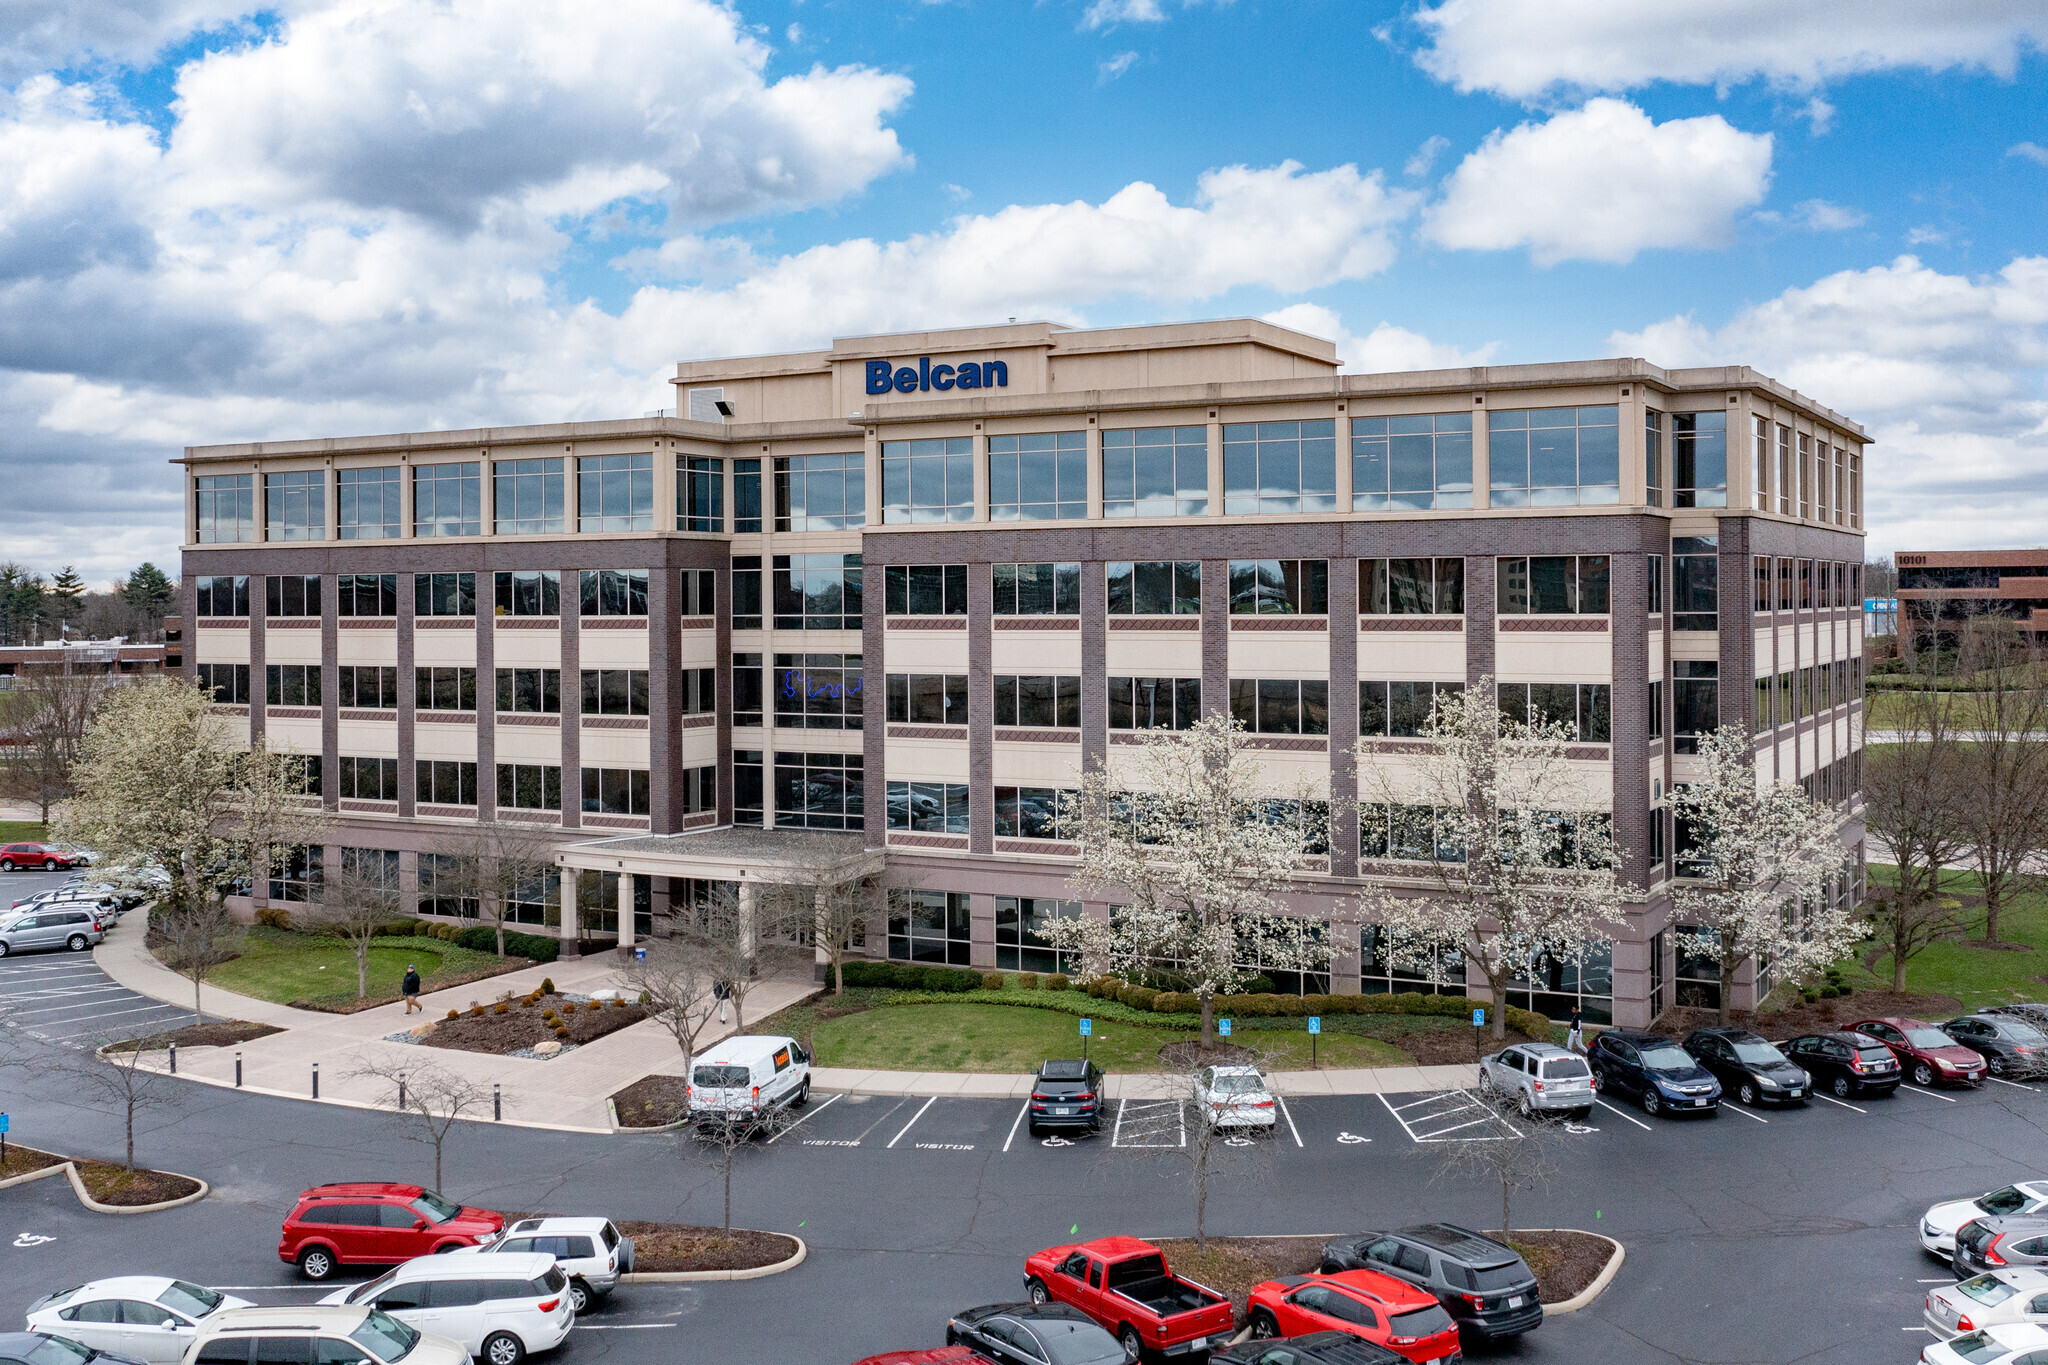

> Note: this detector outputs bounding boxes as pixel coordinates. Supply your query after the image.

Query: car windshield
[1945,1330,2009,1364]
[1639,1044,1695,1073]
[1981,1188,2033,1216]
[1906,1029,1957,1049]
[1040,1323,1120,1365]
[409,1193,461,1224]
[1731,1041,1787,1066]
[23,1337,94,1365]
[1855,1046,1894,1061]
[693,1064,751,1088]
[1958,1275,2020,1306]
[347,1270,403,1304]
[350,1309,420,1362]
[157,1282,225,1317]
[1211,1074,1266,1094]
[1390,1304,1456,1336]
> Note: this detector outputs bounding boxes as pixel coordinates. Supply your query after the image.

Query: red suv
[0,844,79,872]
[279,1182,504,1280]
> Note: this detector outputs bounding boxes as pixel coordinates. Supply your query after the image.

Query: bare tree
[0,663,112,821]
[347,1053,494,1194]
[60,1042,183,1171]
[1861,690,1974,991]
[750,834,879,995]
[1424,1086,1562,1242]
[302,856,403,999]
[1099,1053,1275,1252]
[615,939,722,1084]
[431,820,556,956]
[152,896,244,1026]
[684,1103,798,1238]
[1946,619,2048,945]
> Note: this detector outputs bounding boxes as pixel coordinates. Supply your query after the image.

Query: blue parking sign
[0,1114,9,1132]
[1307,1017,1321,1035]
[1472,1008,1486,1027]
[1219,1019,1232,1037]
[1079,1018,1091,1036]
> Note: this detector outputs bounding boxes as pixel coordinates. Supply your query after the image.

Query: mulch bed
[1648,988,1965,1040]
[0,1143,203,1206]
[611,1074,690,1128]
[106,1020,282,1051]
[1400,1025,1550,1065]
[614,1220,798,1272]
[417,991,650,1055]
[1156,1229,1612,1319]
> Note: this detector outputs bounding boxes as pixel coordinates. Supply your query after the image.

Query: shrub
[493,1002,509,1014]
[255,907,291,929]
[1017,972,1040,990]
[637,990,652,1005]
[445,1009,458,1021]
[539,977,556,995]
[1126,985,1159,1011]
[612,997,628,1009]
[921,965,980,993]
[981,971,1007,991]
[470,1005,484,1017]
[1152,991,1196,1014]
[378,921,416,937]
[1242,974,1276,996]
[553,1026,570,1039]
[559,1001,576,1014]
[1046,973,1070,992]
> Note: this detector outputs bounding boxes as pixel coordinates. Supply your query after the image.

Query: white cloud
[1609,254,2048,554]
[1261,303,1498,374]
[1098,50,1140,83]
[1403,135,1449,179]
[1756,198,1866,231]
[2010,141,2048,165]
[1424,99,1772,265]
[1407,0,2048,99]
[1079,0,1228,32]
[0,0,301,81]
[1907,225,1950,246]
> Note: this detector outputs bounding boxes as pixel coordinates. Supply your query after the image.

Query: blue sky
[2,0,2046,582]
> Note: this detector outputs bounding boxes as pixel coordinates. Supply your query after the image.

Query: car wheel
[298,1247,335,1281]
[1119,1325,1144,1363]
[1738,1081,1758,1106]
[1641,1090,1661,1116]
[1477,1070,1492,1094]
[482,1332,524,1365]
[568,1279,591,1314]
[66,935,88,952]
[1251,1310,1281,1339]
[793,1078,809,1108]
[42,859,58,870]
[1833,1075,1853,1098]
[1027,1278,1049,1305]
[0,942,10,958]
[1027,1123,1040,1138]
[1518,1094,1533,1120]
[1914,1062,1935,1087]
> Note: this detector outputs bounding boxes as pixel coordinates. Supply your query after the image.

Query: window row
[1752,557,1864,613]
[1751,417,1863,528]
[1754,659,1859,728]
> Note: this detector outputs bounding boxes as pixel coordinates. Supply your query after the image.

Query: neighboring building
[1895,549,2048,644]
[175,319,1870,1026]
[0,639,169,690]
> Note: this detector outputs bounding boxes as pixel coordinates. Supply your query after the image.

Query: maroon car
[0,844,79,872]
[1848,1016,1987,1088]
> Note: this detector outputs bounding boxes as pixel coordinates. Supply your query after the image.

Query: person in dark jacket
[402,964,424,1013]
[1567,1003,1585,1054]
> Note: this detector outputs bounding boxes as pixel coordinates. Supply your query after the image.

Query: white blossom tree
[1667,725,1856,1023]
[1044,713,1333,1045]
[1355,677,1632,1041]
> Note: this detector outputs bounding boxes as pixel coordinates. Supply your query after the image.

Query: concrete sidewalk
[95,928,820,1132]
[811,1061,1480,1099]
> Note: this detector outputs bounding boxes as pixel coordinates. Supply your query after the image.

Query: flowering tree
[1354,677,1631,1040]
[1046,713,1333,1045]
[1667,726,1856,1023]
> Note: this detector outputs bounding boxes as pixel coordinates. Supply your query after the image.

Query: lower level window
[1674,925,1721,1009]
[338,847,398,890]
[681,764,717,815]
[994,675,1081,728]
[1360,925,1465,996]
[1506,941,1614,1025]
[416,760,478,806]
[337,756,400,801]
[995,786,1075,839]
[196,663,249,704]
[415,666,477,712]
[582,767,650,816]
[267,844,321,903]
[336,665,398,709]
[1359,802,1464,863]
[1230,678,1329,735]
[416,852,476,919]
[995,897,1082,973]
[888,780,968,835]
[1109,677,1200,730]
[1496,682,1612,742]
[888,889,971,965]
[497,763,562,812]
[733,750,764,826]
[774,751,862,830]
[504,874,556,927]
[1359,680,1462,737]
[267,664,321,707]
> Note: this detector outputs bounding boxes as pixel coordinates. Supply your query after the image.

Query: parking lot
[0,870,184,1048]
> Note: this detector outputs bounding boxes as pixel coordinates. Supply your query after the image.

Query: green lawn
[193,927,517,1007]
[803,1001,1410,1073]
[1865,690,2004,731]
[1853,866,2048,1011]
[0,820,51,843]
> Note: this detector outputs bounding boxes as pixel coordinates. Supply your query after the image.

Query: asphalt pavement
[0,870,190,1048]
[4,925,2043,1364]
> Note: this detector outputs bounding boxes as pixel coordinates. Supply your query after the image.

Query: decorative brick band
[340,800,398,814]
[889,832,969,850]
[1108,617,1201,631]
[1356,739,1439,755]
[415,711,476,724]
[583,617,648,630]
[994,617,1081,631]
[497,713,561,727]
[681,714,716,729]
[1231,617,1328,632]
[582,716,650,731]
[1564,745,1613,761]
[499,810,560,825]
[496,618,560,630]
[339,709,397,722]
[995,728,1080,744]
[215,704,250,716]
[415,618,474,630]
[679,616,715,630]
[264,619,319,629]
[682,812,719,830]
[584,815,650,829]
[1499,617,1610,633]
[1110,732,1159,745]
[886,617,967,630]
[340,618,397,629]
[198,618,249,629]
[265,707,320,720]
[888,724,968,740]
[995,840,1078,856]
[1358,617,1464,633]
[1245,736,1329,752]
[418,804,477,819]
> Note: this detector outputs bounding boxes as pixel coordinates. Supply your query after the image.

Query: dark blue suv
[1588,1027,1722,1117]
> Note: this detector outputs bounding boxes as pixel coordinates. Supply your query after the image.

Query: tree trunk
[433,1137,444,1195]
[1719,957,1736,1026]
[1194,1141,1209,1250]
[1199,988,1215,1047]
[723,1148,734,1234]
[1500,1170,1511,1241]
[1892,930,1909,993]
[190,965,206,1026]
[495,908,506,957]
[1985,878,2004,945]
[833,956,843,996]
[357,944,369,999]
[1487,966,1508,1040]
[125,1101,135,1171]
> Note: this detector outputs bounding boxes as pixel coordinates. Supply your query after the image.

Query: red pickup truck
[1025,1236,1237,1360]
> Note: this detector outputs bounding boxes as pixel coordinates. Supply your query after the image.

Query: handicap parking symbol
[14,1232,55,1247]
[1336,1131,1371,1144]
[1564,1122,1599,1135]
[1041,1135,1074,1148]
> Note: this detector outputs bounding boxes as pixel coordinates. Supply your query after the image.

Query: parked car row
[0,842,94,872]
[856,1225,1536,1363]
[1920,1183,2048,1363]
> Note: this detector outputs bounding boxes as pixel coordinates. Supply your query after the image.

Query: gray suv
[0,907,103,956]
[1479,1041,1595,1120]
[1320,1223,1543,1341]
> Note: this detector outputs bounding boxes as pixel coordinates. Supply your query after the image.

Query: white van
[687,1034,812,1123]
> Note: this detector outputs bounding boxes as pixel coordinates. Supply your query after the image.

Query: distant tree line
[0,562,176,644]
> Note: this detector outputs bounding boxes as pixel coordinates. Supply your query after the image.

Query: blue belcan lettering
[864,360,892,395]
[866,357,1008,394]
[919,356,931,391]
[956,362,981,390]
[984,360,1008,388]
[931,364,955,390]
[893,366,918,394]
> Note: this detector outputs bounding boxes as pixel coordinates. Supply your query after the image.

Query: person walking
[714,978,731,1024]
[1567,1002,1584,1054]
[402,964,423,1014]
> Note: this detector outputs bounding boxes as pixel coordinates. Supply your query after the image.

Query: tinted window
[121,1301,178,1325]
[254,1339,311,1365]
[1981,1188,2032,1216]
[1395,1245,1432,1275]
[1290,1287,1332,1313]
[564,1237,596,1259]
[196,1340,251,1365]
[1390,1304,1456,1336]
[69,1301,123,1324]
[372,1283,430,1312]
[1541,1057,1590,1079]
[692,1065,750,1088]
[1325,1293,1378,1327]
[424,1281,482,1308]
[1468,1262,1535,1291]
[1854,1046,1894,1062]
[313,1342,372,1365]
[479,1282,534,1303]
[377,1204,419,1228]
[496,1239,533,1255]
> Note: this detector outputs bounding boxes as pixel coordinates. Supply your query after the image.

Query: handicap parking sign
[1219,1019,1232,1037]
[1307,1017,1321,1035]
[1472,1008,1486,1027]
[1079,1018,1091,1036]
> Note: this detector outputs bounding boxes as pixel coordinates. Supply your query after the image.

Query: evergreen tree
[123,562,175,618]
[48,566,85,636]
[0,564,48,645]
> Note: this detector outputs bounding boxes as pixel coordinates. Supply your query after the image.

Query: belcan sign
[866,357,1010,395]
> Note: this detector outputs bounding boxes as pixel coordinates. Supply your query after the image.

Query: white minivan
[687,1034,812,1123]
[319,1252,571,1365]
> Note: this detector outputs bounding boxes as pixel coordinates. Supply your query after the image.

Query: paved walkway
[94,930,820,1133]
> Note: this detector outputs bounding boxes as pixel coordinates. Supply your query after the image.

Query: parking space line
[1720,1102,1768,1124]
[39,1004,186,1038]
[1813,1093,1867,1114]
[1989,1076,2033,1091]
[1274,1094,1303,1147]
[886,1096,937,1148]
[1901,1085,1958,1104]
[10,994,146,1018]
[1002,1098,1031,1152]
[1591,1097,1654,1132]
[1112,1098,1128,1146]
[765,1092,841,1143]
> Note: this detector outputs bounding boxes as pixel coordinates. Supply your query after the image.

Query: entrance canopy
[554,826,884,887]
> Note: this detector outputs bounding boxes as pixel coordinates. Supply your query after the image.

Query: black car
[946,1303,1123,1365]
[1944,1014,2048,1078]
[1780,1032,1900,1098]
[0,1334,147,1365]
[1587,1027,1721,1116]
[1321,1222,1542,1340]
[1211,1331,1405,1365]
[1984,1002,2048,1032]
[1682,1027,1811,1106]
[1027,1059,1105,1135]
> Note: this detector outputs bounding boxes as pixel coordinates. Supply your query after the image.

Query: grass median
[1847,865,2048,1011]
[182,926,526,1010]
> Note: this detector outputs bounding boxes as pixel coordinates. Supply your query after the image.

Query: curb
[619,1235,806,1282]
[1531,1230,1624,1315]
[0,1159,210,1215]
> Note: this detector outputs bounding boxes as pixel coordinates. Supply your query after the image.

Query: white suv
[460,1218,634,1313]
[319,1253,571,1365]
